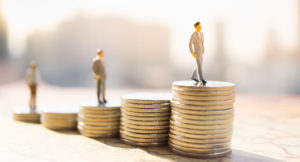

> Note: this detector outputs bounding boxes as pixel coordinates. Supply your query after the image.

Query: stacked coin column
[41,106,78,130]
[169,81,235,158]
[78,102,120,138]
[120,92,171,146]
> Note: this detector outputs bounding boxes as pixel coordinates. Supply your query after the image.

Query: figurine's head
[194,22,202,32]
[97,49,104,59]
[30,61,37,70]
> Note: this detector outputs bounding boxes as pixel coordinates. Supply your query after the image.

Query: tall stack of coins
[120,92,171,146]
[41,105,79,130]
[13,107,40,123]
[78,102,120,138]
[169,80,235,158]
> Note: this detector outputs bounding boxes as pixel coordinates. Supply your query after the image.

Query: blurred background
[0,0,299,93]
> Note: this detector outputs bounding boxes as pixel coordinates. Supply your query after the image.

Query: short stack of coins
[78,102,120,138]
[14,107,40,123]
[169,80,235,158]
[120,92,171,146]
[41,105,78,130]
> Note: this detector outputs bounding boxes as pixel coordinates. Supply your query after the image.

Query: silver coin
[172,80,235,91]
[121,92,171,104]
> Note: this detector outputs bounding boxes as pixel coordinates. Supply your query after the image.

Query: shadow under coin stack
[169,80,235,158]
[78,102,120,138]
[41,105,78,130]
[120,92,171,146]
[13,107,40,123]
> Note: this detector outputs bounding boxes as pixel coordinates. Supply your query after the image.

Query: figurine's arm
[92,61,101,80]
[189,36,196,58]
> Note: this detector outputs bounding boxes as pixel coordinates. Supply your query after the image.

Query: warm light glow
[1,0,297,65]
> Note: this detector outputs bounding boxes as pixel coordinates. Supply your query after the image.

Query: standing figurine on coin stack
[13,61,41,123]
[78,50,121,137]
[168,22,236,158]
[120,92,171,146]
[41,105,79,130]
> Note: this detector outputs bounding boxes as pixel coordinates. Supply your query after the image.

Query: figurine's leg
[97,80,102,104]
[29,85,33,109]
[191,66,200,82]
[32,85,37,110]
[197,56,206,84]
[102,79,107,103]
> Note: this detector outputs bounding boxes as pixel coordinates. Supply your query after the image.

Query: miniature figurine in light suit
[189,22,207,84]
[26,61,40,111]
[92,50,107,104]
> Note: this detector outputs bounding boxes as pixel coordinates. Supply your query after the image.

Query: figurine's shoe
[103,99,107,104]
[201,79,207,84]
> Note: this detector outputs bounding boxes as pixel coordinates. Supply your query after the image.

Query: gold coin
[121,117,169,125]
[122,102,170,109]
[79,109,119,116]
[42,114,77,120]
[170,120,232,130]
[80,112,120,118]
[169,141,230,152]
[121,106,170,113]
[122,114,170,121]
[169,137,231,149]
[78,129,118,138]
[171,101,232,110]
[121,92,170,104]
[78,115,120,122]
[173,93,235,101]
[121,121,169,130]
[41,119,76,126]
[14,117,40,123]
[80,101,120,111]
[120,134,168,143]
[79,132,114,138]
[169,142,231,158]
[78,119,120,127]
[120,129,168,138]
[14,114,40,120]
[171,111,234,120]
[172,88,235,96]
[171,107,234,115]
[169,133,231,144]
[172,80,235,91]
[121,137,166,146]
[121,125,169,134]
[78,122,119,130]
[170,129,232,139]
[121,109,170,117]
[43,124,76,130]
[171,115,233,125]
[41,118,76,125]
[42,105,78,116]
[78,126,119,134]
[170,124,232,134]
[172,98,235,106]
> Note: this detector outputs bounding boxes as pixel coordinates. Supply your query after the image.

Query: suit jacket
[26,69,40,85]
[189,31,204,58]
[92,56,106,79]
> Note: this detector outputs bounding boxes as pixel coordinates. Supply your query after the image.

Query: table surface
[0,82,299,162]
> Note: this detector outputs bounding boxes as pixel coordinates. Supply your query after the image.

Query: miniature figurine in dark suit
[189,22,207,84]
[92,50,107,104]
[26,61,40,111]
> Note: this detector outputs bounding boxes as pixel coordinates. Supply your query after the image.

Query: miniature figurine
[189,21,207,84]
[92,49,107,105]
[25,61,40,112]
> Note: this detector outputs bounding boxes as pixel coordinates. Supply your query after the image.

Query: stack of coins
[120,92,171,146]
[41,105,79,130]
[13,107,40,123]
[78,102,120,138]
[169,80,235,158]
